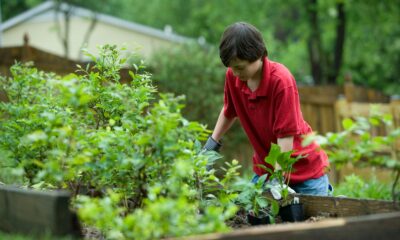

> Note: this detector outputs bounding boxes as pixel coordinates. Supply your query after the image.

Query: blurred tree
[3,0,398,92]
[118,0,399,93]
[343,0,400,95]
[0,0,42,21]
[305,0,345,85]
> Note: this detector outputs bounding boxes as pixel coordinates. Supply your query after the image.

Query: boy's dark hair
[219,22,268,67]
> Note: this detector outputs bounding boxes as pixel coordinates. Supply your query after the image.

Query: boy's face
[228,58,262,81]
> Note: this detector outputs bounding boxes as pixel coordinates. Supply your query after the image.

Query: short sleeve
[223,70,237,118]
[272,86,302,138]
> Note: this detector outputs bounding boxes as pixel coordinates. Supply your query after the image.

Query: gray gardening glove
[203,136,222,152]
[264,178,296,200]
[201,136,222,170]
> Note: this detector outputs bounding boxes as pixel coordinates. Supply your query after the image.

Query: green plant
[0,44,244,239]
[264,143,301,201]
[334,174,394,200]
[303,112,400,202]
[232,144,300,223]
[234,174,279,223]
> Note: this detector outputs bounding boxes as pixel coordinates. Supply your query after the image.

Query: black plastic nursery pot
[279,203,305,222]
[247,213,271,225]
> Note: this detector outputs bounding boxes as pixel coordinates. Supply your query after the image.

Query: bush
[150,43,224,128]
[304,112,400,202]
[149,43,249,165]
[334,174,393,200]
[0,45,241,239]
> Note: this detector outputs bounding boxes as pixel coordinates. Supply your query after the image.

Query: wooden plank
[391,97,400,150]
[180,211,400,240]
[320,105,334,134]
[293,194,399,218]
[299,94,336,106]
[0,185,81,237]
[391,97,400,128]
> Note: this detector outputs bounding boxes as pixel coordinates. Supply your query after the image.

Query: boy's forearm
[275,136,294,170]
[211,108,236,142]
[277,136,294,152]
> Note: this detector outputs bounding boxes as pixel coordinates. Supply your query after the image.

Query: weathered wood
[182,211,400,240]
[299,94,336,106]
[170,195,400,240]
[292,194,399,218]
[0,185,81,237]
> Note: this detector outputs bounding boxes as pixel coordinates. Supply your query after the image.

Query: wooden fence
[0,41,132,102]
[298,81,392,135]
[0,44,80,77]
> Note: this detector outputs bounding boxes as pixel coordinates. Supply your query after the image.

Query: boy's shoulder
[267,59,296,90]
[269,60,293,80]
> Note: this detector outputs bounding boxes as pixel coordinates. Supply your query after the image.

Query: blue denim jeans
[251,174,333,196]
[290,174,333,196]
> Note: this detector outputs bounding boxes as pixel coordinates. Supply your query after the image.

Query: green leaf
[265,143,281,166]
[255,197,269,208]
[270,200,280,216]
[342,118,354,130]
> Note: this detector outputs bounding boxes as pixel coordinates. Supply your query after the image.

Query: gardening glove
[203,136,222,152]
[201,136,222,170]
[265,178,296,200]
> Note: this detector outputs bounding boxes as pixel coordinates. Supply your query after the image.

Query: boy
[204,22,331,196]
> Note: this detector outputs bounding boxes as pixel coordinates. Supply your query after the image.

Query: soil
[227,209,329,229]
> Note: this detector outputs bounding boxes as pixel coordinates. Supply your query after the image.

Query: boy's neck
[247,60,264,90]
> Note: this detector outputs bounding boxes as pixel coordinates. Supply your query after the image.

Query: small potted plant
[234,174,280,225]
[263,144,305,222]
[278,196,304,222]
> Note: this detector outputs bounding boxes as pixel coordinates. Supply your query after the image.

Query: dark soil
[227,209,329,228]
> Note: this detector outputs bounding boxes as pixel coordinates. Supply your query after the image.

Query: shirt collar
[234,57,270,99]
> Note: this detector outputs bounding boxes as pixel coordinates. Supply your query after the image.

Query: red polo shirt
[223,57,329,184]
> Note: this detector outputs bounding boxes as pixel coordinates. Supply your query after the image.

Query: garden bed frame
[1,186,399,239]
[185,194,400,240]
[0,185,81,237]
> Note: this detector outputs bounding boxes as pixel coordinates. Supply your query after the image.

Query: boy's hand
[203,136,222,152]
[201,136,222,170]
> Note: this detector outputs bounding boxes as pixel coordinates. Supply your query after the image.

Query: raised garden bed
[0,185,81,238]
[182,194,400,240]
[1,185,399,239]
[185,211,400,240]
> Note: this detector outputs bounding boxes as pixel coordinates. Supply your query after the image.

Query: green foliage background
[3,0,399,93]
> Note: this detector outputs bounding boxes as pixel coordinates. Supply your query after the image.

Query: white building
[0,1,192,61]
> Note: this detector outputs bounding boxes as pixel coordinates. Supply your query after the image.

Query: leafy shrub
[0,45,241,239]
[334,174,393,200]
[303,112,400,201]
